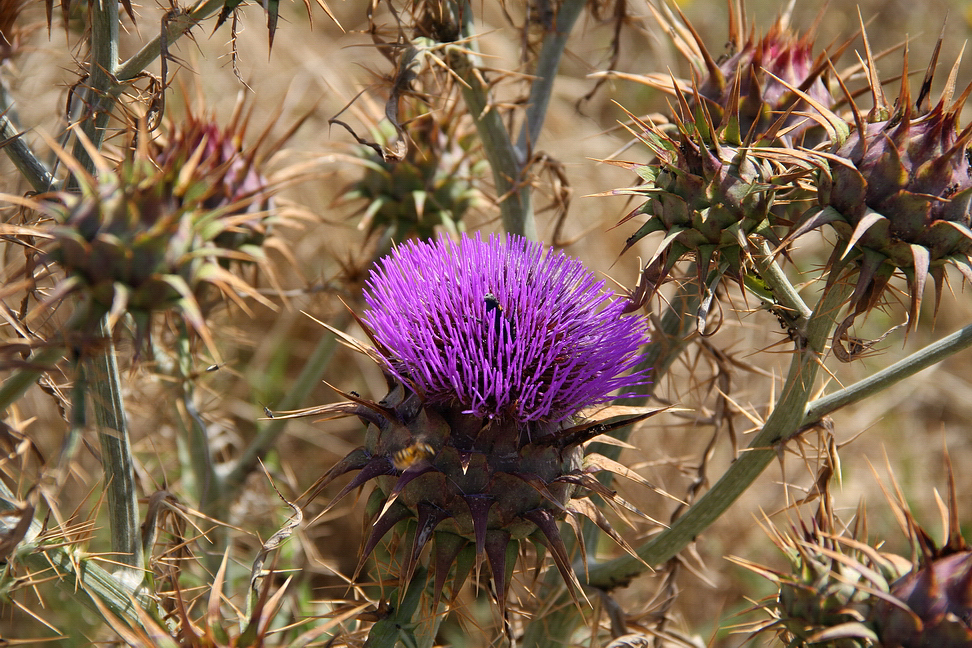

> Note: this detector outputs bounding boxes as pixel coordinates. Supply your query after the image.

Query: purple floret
[363,233,650,422]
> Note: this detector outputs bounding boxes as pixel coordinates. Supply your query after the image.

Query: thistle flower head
[612,98,785,319]
[363,233,650,423]
[337,104,485,247]
[28,94,307,356]
[293,233,661,619]
[744,457,972,648]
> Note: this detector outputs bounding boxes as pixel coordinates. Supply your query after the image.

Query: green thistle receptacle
[612,94,783,314]
[335,105,485,250]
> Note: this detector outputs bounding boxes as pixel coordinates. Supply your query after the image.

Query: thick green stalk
[448,6,535,240]
[0,482,149,628]
[583,281,852,589]
[804,320,972,425]
[0,82,53,192]
[515,0,586,155]
[67,0,144,579]
[88,321,144,575]
[70,0,119,166]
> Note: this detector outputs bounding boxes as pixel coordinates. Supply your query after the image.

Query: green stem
[0,346,65,412]
[804,320,972,425]
[87,320,144,575]
[115,0,228,83]
[0,482,149,628]
[583,281,852,589]
[176,330,222,515]
[755,240,812,328]
[448,11,536,240]
[70,0,119,168]
[54,358,87,487]
[515,0,586,156]
[0,82,54,192]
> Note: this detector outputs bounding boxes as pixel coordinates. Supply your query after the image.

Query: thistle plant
[3,1,972,647]
[786,31,972,359]
[742,459,972,647]
[335,101,485,251]
[287,233,661,638]
[620,0,838,142]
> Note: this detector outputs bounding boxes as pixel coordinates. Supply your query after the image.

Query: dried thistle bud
[33,96,303,355]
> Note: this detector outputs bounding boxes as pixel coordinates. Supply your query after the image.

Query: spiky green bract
[337,107,485,248]
[36,113,284,354]
[788,41,972,359]
[150,97,288,260]
[615,94,782,313]
[298,234,661,617]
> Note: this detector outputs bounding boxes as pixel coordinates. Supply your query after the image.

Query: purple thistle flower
[363,233,651,423]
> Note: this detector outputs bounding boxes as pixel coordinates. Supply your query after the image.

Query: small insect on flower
[391,439,436,471]
[483,291,516,343]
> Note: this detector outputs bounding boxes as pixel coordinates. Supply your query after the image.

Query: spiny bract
[336,103,484,251]
[295,233,661,614]
[787,33,972,360]
[640,0,836,142]
[745,463,972,647]
[613,93,783,318]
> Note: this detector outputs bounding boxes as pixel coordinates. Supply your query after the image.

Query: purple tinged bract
[363,233,651,423]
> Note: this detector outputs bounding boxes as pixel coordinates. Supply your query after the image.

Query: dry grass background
[2,0,972,645]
